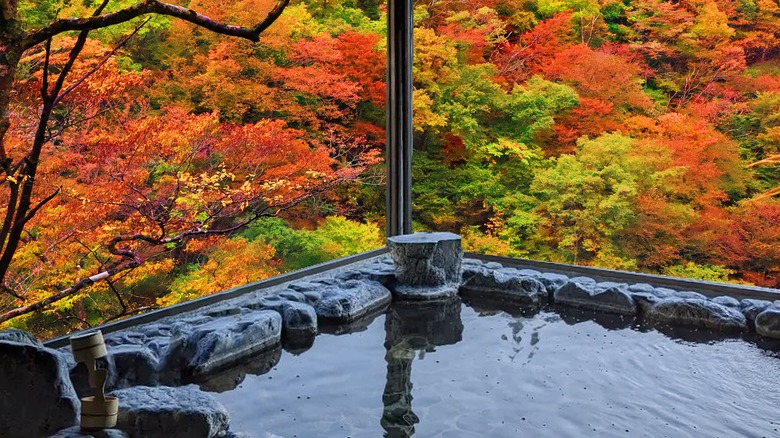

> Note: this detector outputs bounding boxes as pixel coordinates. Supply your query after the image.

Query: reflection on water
[210,299,780,438]
[381,298,463,437]
[197,346,282,393]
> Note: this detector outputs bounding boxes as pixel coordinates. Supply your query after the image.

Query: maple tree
[3,0,780,337]
[0,0,305,326]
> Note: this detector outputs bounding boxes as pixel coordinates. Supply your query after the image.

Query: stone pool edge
[4,238,780,438]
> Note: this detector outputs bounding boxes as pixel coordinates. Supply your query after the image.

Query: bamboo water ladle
[70,330,119,430]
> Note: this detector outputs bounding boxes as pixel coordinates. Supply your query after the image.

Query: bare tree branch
[0,260,138,323]
[23,0,291,51]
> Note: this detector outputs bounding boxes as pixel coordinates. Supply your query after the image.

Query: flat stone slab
[461,267,547,306]
[645,298,747,333]
[336,259,397,288]
[113,386,229,438]
[554,281,637,315]
[712,296,740,308]
[0,335,79,438]
[537,272,569,292]
[242,296,318,343]
[0,328,42,345]
[755,306,780,339]
[387,232,462,299]
[49,426,128,438]
[314,280,392,323]
[163,311,281,380]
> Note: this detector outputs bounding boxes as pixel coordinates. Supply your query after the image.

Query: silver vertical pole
[386,0,413,237]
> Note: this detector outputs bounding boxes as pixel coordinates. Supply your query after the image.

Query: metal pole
[386,0,413,237]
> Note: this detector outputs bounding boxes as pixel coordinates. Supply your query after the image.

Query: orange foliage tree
[0,0,381,324]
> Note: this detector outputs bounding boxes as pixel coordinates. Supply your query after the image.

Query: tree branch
[0,261,138,324]
[23,0,291,51]
[23,186,60,223]
[53,17,150,107]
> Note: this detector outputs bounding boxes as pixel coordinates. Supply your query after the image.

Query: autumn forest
[1,0,780,337]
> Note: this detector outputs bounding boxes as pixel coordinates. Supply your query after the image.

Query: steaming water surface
[211,301,780,438]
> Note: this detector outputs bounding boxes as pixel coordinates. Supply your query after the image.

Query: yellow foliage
[158,238,279,307]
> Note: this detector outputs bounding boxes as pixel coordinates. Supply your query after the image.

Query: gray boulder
[569,276,597,286]
[461,268,547,306]
[275,290,307,303]
[646,298,747,333]
[537,272,569,293]
[517,268,542,277]
[595,281,629,292]
[336,261,397,287]
[740,299,773,327]
[653,288,677,298]
[162,311,282,381]
[554,282,637,315]
[314,279,392,323]
[712,296,740,308]
[630,291,661,314]
[111,345,160,388]
[484,261,503,269]
[674,291,708,300]
[49,426,128,438]
[0,328,42,345]
[755,306,780,339]
[0,334,79,437]
[70,345,159,397]
[387,232,462,299]
[627,283,656,294]
[113,386,229,438]
[461,257,484,268]
[461,263,487,283]
[249,297,318,340]
[203,306,243,318]
[277,301,317,339]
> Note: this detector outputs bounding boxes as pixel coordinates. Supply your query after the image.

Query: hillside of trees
[2,0,780,337]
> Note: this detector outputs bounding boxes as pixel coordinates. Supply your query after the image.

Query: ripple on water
[211,302,780,438]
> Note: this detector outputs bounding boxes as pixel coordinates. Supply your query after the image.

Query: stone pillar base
[387,232,463,300]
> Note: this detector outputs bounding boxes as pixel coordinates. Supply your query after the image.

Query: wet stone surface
[112,386,230,438]
[388,232,463,300]
[3,247,780,437]
[554,281,637,316]
[0,336,79,438]
[644,298,748,333]
[756,305,780,339]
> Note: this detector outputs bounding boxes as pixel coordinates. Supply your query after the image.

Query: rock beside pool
[70,345,159,396]
[336,257,397,288]
[712,296,740,308]
[645,298,747,333]
[247,297,318,346]
[0,328,42,345]
[162,311,281,381]
[755,306,780,339]
[554,282,637,315]
[460,267,547,306]
[314,279,392,323]
[277,300,317,339]
[387,232,462,300]
[537,272,569,293]
[674,291,709,300]
[49,426,128,437]
[740,299,773,328]
[0,333,79,438]
[111,345,160,388]
[113,386,229,438]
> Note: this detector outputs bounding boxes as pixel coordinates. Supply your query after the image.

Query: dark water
[210,299,780,438]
